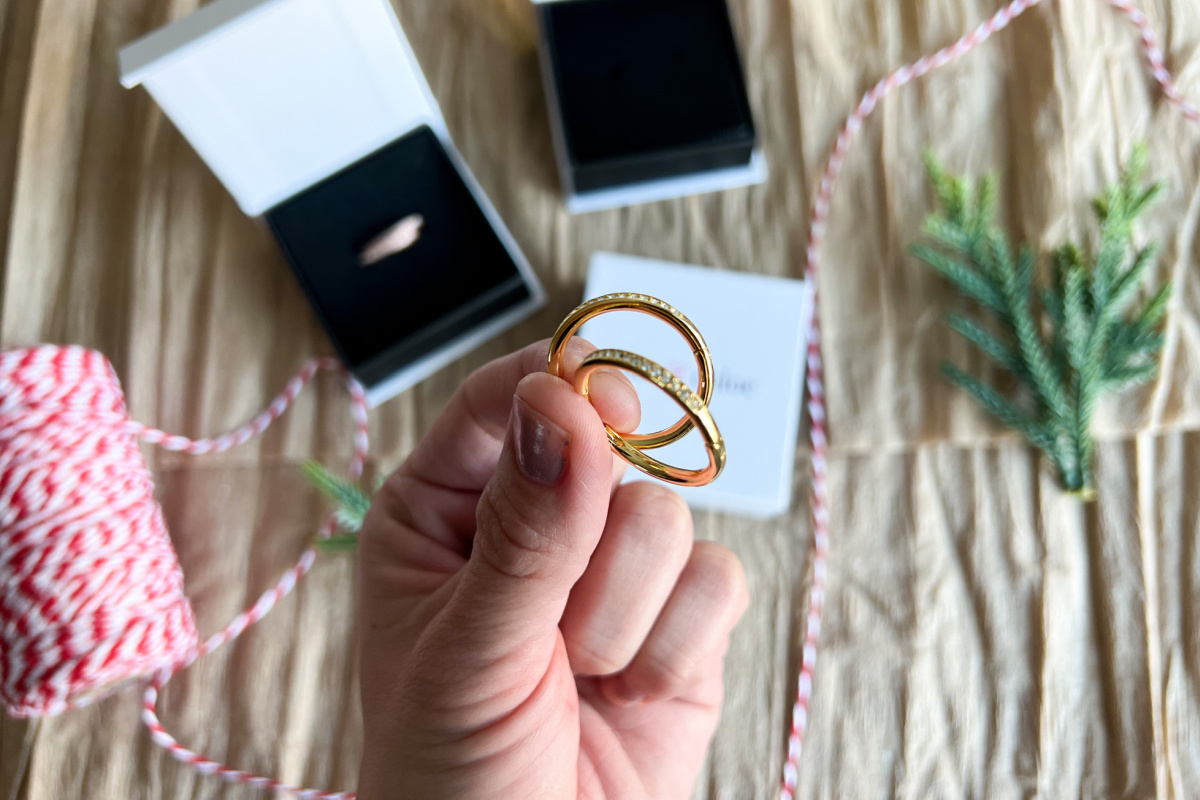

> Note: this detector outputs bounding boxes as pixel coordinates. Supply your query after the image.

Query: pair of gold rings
[548,293,725,486]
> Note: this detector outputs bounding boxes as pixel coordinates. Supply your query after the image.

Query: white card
[582,253,811,517]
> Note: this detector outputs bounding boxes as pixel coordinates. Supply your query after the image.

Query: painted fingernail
[512,395,570,485]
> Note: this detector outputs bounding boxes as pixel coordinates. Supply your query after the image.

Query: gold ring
[547,293,714,450]
[547,293,725,487]
[359,214,424,267]
[575,349,725,486]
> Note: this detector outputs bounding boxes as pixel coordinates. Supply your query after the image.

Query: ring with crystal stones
[548,293,714,451]
[573,348,725,486]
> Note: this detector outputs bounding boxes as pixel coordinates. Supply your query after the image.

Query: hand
[356,340,749,799]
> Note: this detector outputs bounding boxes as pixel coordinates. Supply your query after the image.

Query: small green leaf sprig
[302,461,380,550]
[910,145,1171,499]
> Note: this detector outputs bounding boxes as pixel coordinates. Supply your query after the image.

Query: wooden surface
[2,0,1200,797]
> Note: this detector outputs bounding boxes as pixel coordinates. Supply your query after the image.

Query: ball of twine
[0,344,367,798]
[0,346,197,717]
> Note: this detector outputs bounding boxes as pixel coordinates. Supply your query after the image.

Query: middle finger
[560,481,693,676]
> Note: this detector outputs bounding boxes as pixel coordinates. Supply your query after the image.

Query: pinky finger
[599,541,749,706]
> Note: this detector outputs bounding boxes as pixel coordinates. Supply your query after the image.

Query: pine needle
[940,363,1059,456]
[317,534,363,552]
[302,460,376,549]
[909,244,1007,313]
[944,314,1021,375]
[912,147,1171,497]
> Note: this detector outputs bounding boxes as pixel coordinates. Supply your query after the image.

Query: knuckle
[564,336,598,361]
[636,651,698,699]
[474,488,565,580]
[632,481,692,525]
[357,479,412,560]
[657,490,694,537]
[363,473,406,528]
[537,335,599,378]
[563,631,632,677]
[522,339,554,374]
[690,542,750,611]
[619,483,694,552]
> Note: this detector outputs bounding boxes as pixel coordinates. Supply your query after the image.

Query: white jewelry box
[118,0,546,406]
[582,253,811,518]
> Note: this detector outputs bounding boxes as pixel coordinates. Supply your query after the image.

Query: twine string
[137,356,367,799]
[782,1,1200,796]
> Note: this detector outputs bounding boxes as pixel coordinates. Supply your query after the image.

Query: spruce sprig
[302,461,379,549]
[911,145,1170,499]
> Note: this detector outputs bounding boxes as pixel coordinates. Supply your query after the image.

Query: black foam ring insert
[268,126,531,387]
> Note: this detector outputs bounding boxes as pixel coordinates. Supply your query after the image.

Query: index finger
[399,338,641,492]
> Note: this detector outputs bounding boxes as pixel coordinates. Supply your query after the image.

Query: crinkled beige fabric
[1,0,1198,797]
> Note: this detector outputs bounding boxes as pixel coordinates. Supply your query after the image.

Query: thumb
[446,371,614,655]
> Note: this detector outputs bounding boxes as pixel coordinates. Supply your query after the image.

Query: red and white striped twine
[781,0,1200,796]
[0,345,366,798]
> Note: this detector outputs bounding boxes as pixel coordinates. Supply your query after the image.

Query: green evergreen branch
[944,314,1021,375]
[1139,282,1173,327]
[1063,266,1090,375]
[912,147,1171,498]
[1003,243,1070,422]
[317,534,363,552]
[1101,361,1160,389]
[940,363,1059,457]
[302,460,376,550]
[1107,244,1157,320]
[909,243,1007,312]
[921,216,977,254]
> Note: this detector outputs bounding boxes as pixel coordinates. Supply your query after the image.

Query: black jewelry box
[120,0,544,405]
[535,0,764,212]
[267,127,535,391]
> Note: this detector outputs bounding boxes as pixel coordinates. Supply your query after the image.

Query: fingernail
[588,366,630,396]
[588,368,640,426]
[512,395,570,485]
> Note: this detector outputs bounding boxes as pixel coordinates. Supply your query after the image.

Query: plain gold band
[547,292,714,450]
[575,350,725,486]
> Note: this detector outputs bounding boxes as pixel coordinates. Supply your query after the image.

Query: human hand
[356,340,749,799]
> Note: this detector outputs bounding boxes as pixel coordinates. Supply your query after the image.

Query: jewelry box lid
[119,0,445,216]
